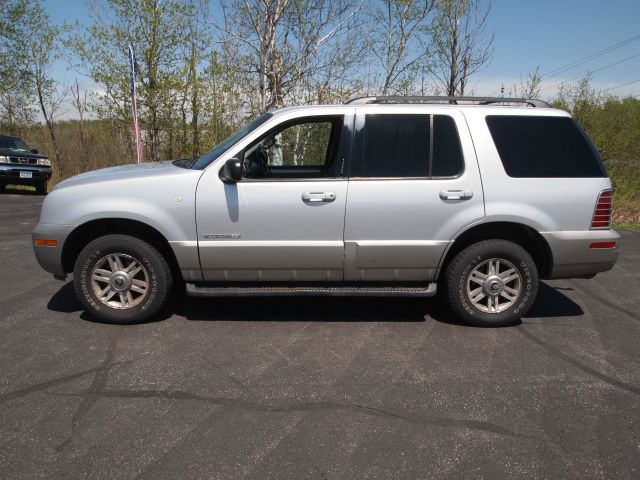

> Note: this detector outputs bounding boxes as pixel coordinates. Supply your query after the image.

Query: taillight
[589,241,616,249]
[590,190,612,229]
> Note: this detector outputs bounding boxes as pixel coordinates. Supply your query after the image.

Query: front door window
[242,117,342,180]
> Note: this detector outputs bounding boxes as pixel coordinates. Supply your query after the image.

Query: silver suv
[32,96,620,326]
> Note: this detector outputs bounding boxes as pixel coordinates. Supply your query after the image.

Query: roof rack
[345,96,551,108]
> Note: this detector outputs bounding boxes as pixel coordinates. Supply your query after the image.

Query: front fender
[40,172,200,242]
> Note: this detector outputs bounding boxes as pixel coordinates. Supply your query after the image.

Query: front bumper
[32,223,77,276]
[0,164,52,184]
[541,229,621,279]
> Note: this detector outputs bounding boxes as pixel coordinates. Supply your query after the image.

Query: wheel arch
[62,218,183,282]
[437,221,553,280]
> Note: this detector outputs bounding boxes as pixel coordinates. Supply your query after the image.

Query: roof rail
[345,96,551,108]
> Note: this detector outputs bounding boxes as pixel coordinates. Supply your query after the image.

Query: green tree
[67,0,194,162]
[0,1,40,131]
[0,0,66,164]
[552,77,640,224]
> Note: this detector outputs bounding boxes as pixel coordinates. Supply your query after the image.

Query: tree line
[0,0,638,224]
[553,78,640,225]
[1,0,493,163]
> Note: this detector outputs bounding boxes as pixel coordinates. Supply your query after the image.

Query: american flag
[128,44,143,164]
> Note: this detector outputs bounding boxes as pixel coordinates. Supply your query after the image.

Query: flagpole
[128,44,143,164]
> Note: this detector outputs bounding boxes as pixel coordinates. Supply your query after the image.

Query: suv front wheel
[444,239,539,327]
[73,234,172,324]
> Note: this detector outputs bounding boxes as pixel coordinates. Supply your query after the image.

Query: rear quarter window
[486,115,606,178]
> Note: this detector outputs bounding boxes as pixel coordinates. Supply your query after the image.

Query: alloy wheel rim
[90,253,149,310]
[466,258,522,314]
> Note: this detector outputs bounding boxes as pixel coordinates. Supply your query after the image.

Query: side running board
[185,283,437,298]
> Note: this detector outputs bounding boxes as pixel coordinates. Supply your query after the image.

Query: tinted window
[432,115,464,176]
[486,115,606,178]
[361,115,429,177]
[353,114,464,178]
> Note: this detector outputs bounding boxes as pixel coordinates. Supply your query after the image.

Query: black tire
[444,239,538,327]
[73,234,172,324]
[35,182,47,195]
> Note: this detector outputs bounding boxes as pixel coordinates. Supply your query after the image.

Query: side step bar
[185,283,437,298]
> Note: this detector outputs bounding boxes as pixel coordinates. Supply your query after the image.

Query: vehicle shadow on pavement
[173,294,434,323]
[429,282,585,327]
[46,282,170,324]
[47,282,81,313]
[525,283,584,318]
[47,280,584,326]
[46,282,104,323]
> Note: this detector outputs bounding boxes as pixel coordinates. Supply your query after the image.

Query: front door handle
[302,192,336,203]
[439,189,473,200]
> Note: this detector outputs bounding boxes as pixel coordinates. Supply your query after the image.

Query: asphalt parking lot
[1,191,639,479]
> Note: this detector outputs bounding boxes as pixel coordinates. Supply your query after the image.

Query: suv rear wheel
[444,239,538,327]
[73,234,172,324]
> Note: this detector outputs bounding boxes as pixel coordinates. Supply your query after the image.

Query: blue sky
[45,0,640,103]
[473,0,640,96]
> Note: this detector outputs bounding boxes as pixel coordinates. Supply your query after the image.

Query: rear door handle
[439,189,473,200]
[302,192,336,203]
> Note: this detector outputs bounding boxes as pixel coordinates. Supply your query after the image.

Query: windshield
[192,113,273,169]
[0,136,30,152]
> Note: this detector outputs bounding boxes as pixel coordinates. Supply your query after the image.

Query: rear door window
[486,115,606,178]
[361,114,429,177]
[351,114,464,178]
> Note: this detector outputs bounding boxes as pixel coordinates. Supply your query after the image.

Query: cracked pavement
[1,192,639,479]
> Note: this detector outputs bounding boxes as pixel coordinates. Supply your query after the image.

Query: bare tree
[34,78,68,167]
[19,1,67,165]
[370,0,440,95]
[181,0,211,157]
[286,0,366,105]
[219,0,362,112]
[514,67,542,99]
[72,79,91,167]
[432,0,493,96]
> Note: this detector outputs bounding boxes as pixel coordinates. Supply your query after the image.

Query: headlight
[0,155,8,163]
[37,158,51,166]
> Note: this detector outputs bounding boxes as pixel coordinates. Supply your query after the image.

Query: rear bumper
[0,164,52,184]
[541,229,621,279]
[32,223,77,276]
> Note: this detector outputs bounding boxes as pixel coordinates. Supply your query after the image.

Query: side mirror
[31,149,39,154]
[220,158,242,183]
